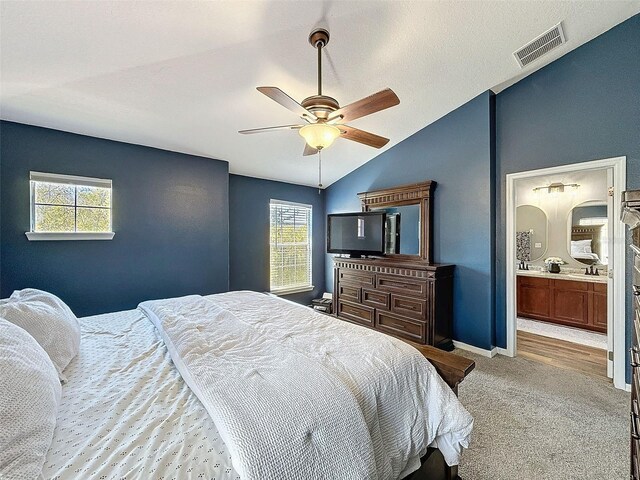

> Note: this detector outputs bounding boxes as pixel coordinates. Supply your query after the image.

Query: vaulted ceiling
[1,1,638,187]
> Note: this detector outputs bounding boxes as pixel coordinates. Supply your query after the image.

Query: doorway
[505,157,626,389]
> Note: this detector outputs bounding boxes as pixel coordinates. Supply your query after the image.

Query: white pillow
[0,318,61,480]
[571,239,593,255]
[0,289,80,382]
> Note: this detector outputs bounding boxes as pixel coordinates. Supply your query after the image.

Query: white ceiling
[1,1,638,187]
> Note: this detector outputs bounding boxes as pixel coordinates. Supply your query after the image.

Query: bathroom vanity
[516,270,607,333]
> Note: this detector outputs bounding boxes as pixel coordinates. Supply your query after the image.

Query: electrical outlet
[534,242,542,248]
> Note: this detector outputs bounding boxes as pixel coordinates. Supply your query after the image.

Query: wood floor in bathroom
[517,330,608,378]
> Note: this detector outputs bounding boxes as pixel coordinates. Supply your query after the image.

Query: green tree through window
[31,174,112,234]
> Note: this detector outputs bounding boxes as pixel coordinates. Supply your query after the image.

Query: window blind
[269,200,313,293]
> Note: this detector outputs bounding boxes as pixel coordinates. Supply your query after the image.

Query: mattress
[42,309,239,480]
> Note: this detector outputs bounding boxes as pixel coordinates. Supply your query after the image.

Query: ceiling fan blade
[339,125,390,149]
[257,87,317,122]
[328,88,400,123]
[238,124,304,134]
[303,143,318,156]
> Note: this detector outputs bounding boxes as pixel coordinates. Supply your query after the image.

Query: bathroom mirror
[371,204,421,255]
[568,201,608,265]
[515,205,548,261]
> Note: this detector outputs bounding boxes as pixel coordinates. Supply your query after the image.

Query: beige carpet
[454,350,629,480]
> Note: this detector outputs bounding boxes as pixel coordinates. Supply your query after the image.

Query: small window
[269,200,313,295]
[26,172,114,241]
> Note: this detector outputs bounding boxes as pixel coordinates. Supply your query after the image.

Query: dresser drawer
[632,399,640,455]
[633,440,640,480]
[631,373,640,415]
[391,294,427,320]
[635,369,640,410]
[337,300,374,327]
[339,284,361,303]
[633,346,640,376]
[376,311,425,343]
[377,274,427,297]
[339,270,375,287]
[362,289,389,309]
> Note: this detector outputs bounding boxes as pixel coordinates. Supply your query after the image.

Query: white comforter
[139,291,473,480]
[42,309,239,480]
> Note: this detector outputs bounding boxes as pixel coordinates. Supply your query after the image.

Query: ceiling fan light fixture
[299,123,340,150]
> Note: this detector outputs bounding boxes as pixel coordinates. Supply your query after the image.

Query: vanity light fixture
[533,182,580,195]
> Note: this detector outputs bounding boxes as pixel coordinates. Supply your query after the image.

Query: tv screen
[327,212,385,256]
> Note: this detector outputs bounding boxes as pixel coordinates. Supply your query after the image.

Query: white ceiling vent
[514,22,566,68]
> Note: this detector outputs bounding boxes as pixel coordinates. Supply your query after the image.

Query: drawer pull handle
[383,281,408,288]
[632,348,640,368]
[632,412,640,440]
[387,322,406,330]
[397,302,417,309]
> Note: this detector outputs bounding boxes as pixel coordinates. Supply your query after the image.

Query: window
[269,200,312,294]
[26,172,114,241]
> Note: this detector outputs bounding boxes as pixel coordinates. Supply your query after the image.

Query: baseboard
[452,340,497,358]
[496,347,511,357]
[626,383,632,393]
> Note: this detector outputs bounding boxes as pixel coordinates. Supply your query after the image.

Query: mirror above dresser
[358,181,434,262]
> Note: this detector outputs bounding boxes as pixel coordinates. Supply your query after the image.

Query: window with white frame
[27,172,114,241]
[269,200,313,294]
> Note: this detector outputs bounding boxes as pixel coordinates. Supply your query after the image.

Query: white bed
[42,308,240,480]
[41,291,472,480]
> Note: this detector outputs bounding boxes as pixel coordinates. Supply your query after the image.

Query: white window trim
[27,171,115,241]
[269,199,313,294]
[25,232,115,241]
[30,171,111,188]
[270,285,315,296]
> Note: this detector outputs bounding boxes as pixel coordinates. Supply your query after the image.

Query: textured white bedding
[43,292,472,480]
[42,309,239,480]
[140,291,473,480]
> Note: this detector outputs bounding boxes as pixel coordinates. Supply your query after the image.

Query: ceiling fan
[239,28,400,186]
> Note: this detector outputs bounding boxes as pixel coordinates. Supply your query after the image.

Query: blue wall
[0,121,230,316]
[229,174,326,305]
[325,92,496,350]
[495,13,640,371]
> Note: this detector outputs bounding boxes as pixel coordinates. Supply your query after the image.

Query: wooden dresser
[333,257,454,350]
[330,180,454,351]
[622,190,640,479]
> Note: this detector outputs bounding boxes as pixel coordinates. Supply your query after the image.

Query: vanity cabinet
[517,277,551,319]
[516,275,606,333]
[592,283,608,331]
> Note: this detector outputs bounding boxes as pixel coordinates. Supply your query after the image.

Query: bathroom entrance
[505,157,626,389]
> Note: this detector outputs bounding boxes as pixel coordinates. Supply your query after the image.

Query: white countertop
[516,269,608,284]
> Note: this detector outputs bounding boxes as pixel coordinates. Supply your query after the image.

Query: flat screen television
[327,212,386,257]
